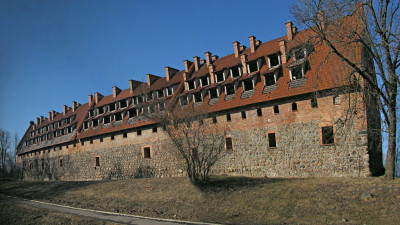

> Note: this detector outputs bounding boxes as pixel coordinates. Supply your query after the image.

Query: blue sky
[0,0,295,139]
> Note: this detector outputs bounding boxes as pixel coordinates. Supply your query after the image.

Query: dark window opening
[137,130,142,136]
[200,76,209,86]
[98,107,104,114]
[291,66,303,80]
[292,102,298,111]
[111,135,115,140]
[294,48,305,60]
[209,89,218,99]
[41,160,44,170]
[241,111,246,119]
[166,87,173,96]
[59,159,63,167]
[143,147,151,158]
[129,108,137,118]
[257,108,263,117]
[123,132,127,138]
[268,133,277,148]
[231,66,240,78]
[333,95,341,104]
[109,104,116,111]
[243,79,254,91]
[90,139,93,144]
[248,61,258,73]
[95,156,100,166]
[322,126,334,144]
[147,92,153,101]
[274,105,279,114]
[104,116,111,124]
[120,100,127,108]
[115,113,122,121]
[100,137,103,142]
[212,116,217,124]
[93,119,98,127]
[194,93,202,103]
[226,113,231,122]
[225,137,233,151]
[269,54,280,67]
[157,89,164,98]
[311,97,318,108]
[265,73,276,86]
[81,140,84,146]
[188,81,195,90]
[137,96,143,104]
[181,97,188,106]
[226,84,235,95]
[152,127,158,133]
[215,72,224,83]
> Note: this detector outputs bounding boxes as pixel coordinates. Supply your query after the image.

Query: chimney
[205,52,212,65]
[63,105,68,115]
[48,112,52,121]
[72,101,77,112]
[30,121,34,125]
[112,86,121,97]
[193,56,200,71]
[279,39,287,64]
[318,11,325,30]
[233,41,240,57]
[239,45,247,51]
[165,66,179,81]
[200,59,206,64]
[249,36,256,53]
[208,65,215,84]
[286,21,293,41]
[184,60,192,72]
[88,94,93,105]
[146,74,160,87]
[212,55,219,61]
[95,92,103,104]
[292,26,298,36]
[240,54,248,74]
[256,40,262,46]
[36,117,40,125]
[183,72,188,90]
[51,110,56,120]
[129,80,142,93]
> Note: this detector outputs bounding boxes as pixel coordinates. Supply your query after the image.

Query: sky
[0,0,295,139]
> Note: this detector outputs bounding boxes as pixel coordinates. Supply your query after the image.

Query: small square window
[143,147,151,158]
[137,130,142,136]
[95,156,100,166]
[212,116,217,124]
[111,135,115,140]
[241,111,246,119]
[333,95,341,104]
[322,126,334,145]
[152,127,158,133]
[274,105,279,114]
[257,108,262,117]
[268,133,277,148]
[292,102,298,111]
[226,113,231,122]
[225,137,233,151]
[123,133,127,138]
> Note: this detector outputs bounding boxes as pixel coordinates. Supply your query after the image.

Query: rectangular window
[226,113,231,122]
[243,79,254,91]
[41,160,44,170]
[322,126,334,144]
[257,108,263,117]
[200,75,209,87]
[81,140,84,146]
[292,102,298,111]
[215,72,224,83]
[225,137,233,151]
[137,130,142,136]
[90,139,93,144]
[209,89,218,99]
[248,60,259,73]
[152,127,158,133]
[311,97,318,108]
[123,133,127,138]
[269,54,280,67]
[111,135,115,140]
[95,156,100,166]
[143,147,151,158]
[268,133,277,148]
[333,95,341,104]
[100,137,103,142]
[231,66,241,78]
[264,73,276,86]
[187,81,195,90]
[212,116,217,124]
[59,158,63,167]
[157,89,164,98]
[180,97,188,106]
[241,111,246,119]
[226,84,235,95]
[120,100,128,108]
[194,92,202,103]
[291,66,303,80]
[109,103,116,111]
[273,105,279,114]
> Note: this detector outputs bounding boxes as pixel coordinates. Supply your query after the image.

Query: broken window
[209,89,218,99]
[225,84,235,95]
[268,54,280,67]
[243,79,254,91]
[225,137,233,151]
[273,105,279,114]
[294,48,306,61]
[193,92,202,103]
[200,75,210,87]
[268,133,277,148]
[264,73,276,86]
[231,66,241,78]
[187,81,195,90]
[95,156,100,166]
[247,60,259,73]
[226,113,231,122]
[241,111,246,119]
[215,72,224,83]
[143,147,151,158]
[257,108,263,117]
[322,126,334,144]
[292,102,298,111]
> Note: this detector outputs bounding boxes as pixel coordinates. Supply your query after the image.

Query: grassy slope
[0,177,399,225]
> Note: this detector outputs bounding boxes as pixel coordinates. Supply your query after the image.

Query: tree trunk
[385,90,397,179]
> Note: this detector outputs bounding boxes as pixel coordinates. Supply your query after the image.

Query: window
[225,137,233,151]
[268,133,277,148]
[115,113,122,121]
[290,66,303,80]
[231,66,241,78]
[180,97,188,106]
[264,73,276,86]
[193,92,202,103]
[209,89,218,99]
[111,135,115,140]
[123,132,127,138]
[243,79,254,91]
[333,95,341,104]
[247,60,259,73]
[273,105,279,114]
[104,116,111,124]
[212,116,217,124]
[41,159,44,170]
[200,75,209,87]
[311,97,318,108]
[59,158,63,167]
[292,102,298,111]
[257,108,263,117]
[152,127,158,133]
[81,140,84,146]
[120,100,127,108]
[268,54,280,67]
[90,139,93,144]
[143,146,151,158]
[92,119,98,127]
[226,113,231,122]
[157,89,164,98]
[109,103,116,111]
[294,48,306,60]
[187,81,195,90]
[98,107,104,114]
[322,126,334,144]
[215,72,224,83]
[225,84,235,95]
[95,156,100,166]
[241,111,246,119]
[137,130,142,136]
[100,137,103,142]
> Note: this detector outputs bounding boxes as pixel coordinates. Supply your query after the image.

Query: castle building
[17,19,384,181]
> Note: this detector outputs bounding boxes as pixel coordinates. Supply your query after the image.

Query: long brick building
[17,18,384,181]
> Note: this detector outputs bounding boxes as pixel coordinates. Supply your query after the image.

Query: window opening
[225,84,235,95]
[194,92,202,103]
[291,66,303,80]
[143,147,151,158]
[269,54,280,67]
[243,79,254,91]
[157,89,164,98]
[231,66,241,78]
[212,116,217,124]
[111,135,115,140]
[120,100,127,108]
[200,75,209,87]
[247,60,259,73]
[311,97,318,108]
[215,72,224,83]
[274,105,279,114]
[152,127,158,133]
[225,137,233,151]
[180,97,188,106]
[188,81,195,90]
[137,130,142,136]
[264,73,276,86]
[257,108,262,117]
[109,103,116,111]
[209,89,218,99]
[95,156,100,166]
[241,111,246,119]
[226,113,231,122]
[292,102,298,111]
[268,133,277,148]
[322,126,334,144]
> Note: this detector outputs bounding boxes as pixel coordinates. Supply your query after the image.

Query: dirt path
[0,194,217,225]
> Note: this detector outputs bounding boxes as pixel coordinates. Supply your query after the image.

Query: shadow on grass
[195,176,287,193]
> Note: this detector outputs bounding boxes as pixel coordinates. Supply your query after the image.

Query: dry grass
[0,177,399,225]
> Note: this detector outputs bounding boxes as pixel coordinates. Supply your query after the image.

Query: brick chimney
[205,52,212,65]
[165,66,179,81]
[193,56,200,71]
[88,94,93,105]
[184,60,193,72]
[208,65,215,84]
[240,54,248,74]
[48,112,52,121]
[256,40,262,47]
[113,86,121,97]
[212,55,219,61]
[249,36,256,53]
[233,41,240,57]
[279,39,287,64]
[95,92,103,104]
[146,74,160,87]
[40,115,44,124]
[239,45,247,51]
[129,80,142,93]
[200,59,206,64]
[36,117,40,125]
[72,101,77,112]
[286,21,293,41]
[63,105,68,115]
[51,110,56,120]
[183,72,188,90]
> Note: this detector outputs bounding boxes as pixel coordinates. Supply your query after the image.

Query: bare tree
[0,128,11,177]
[291,0,399,179]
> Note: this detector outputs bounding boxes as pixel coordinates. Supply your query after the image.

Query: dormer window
[209,89,219,99]
[247,60,259,73]
[159,102,165,111]
[92,119,98,127]
[215,72,224,83]
[264,72,276,86]
[200,75,210,87]
[242,79,254,91]
[146,92,153,101]
[225,84,235,95]
[109,103,116,112]
[115,113,123,121]
[193,92,202,103]
[230,66,241,78]
[294,48,306,61]
[187,80,195,90]
[128,108,137,118]
[290,66,304,80]
[98,107,104,114]
[180,96,188,106]
[120,100,127,108]
[88,109,94,117]
[157,89,164,98]
[166,86,173,96]
[137,95,143,104]
[268,54,281,68]
[104,116,111,124]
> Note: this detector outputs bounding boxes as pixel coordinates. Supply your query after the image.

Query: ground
[0,177,399,225]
